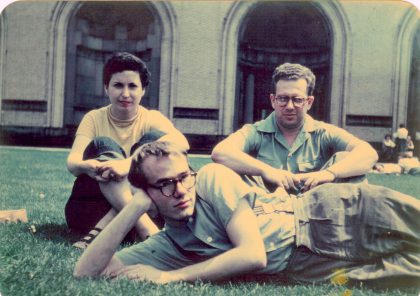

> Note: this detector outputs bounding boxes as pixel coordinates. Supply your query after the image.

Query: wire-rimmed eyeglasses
[274,96,308,108]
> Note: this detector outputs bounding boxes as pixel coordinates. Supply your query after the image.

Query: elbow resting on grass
[235,244,268,273]
[73,265,94,279]
[73,260,106,279]
[249,251,268,271]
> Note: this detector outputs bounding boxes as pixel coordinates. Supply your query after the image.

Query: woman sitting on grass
[65,52,188,248]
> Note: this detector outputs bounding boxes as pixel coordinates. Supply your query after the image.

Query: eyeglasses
[148,171,197,197]
[274,96,307,108]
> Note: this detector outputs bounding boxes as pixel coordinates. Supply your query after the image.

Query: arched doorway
[235,1,332,129]
[63,1,162,127]
[407,21,420,156]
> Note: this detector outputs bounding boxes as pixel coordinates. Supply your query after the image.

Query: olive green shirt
[232,113,359,173]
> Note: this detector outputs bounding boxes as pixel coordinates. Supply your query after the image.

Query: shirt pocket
[307,217,350,259]
[297,158,324,173]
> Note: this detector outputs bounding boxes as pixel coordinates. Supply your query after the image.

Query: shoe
[72,227,102,249]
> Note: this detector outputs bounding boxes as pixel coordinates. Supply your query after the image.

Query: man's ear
[270,94,276,109]
[307,96,315,110]
[147,197,159,218]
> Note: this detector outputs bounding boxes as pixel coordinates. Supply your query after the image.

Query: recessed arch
[219,0,350,134]
[392,6,419,132]
[235,1,332,129]
[407,23,420,156]
[48,1,177,128]
[0,10,7,124]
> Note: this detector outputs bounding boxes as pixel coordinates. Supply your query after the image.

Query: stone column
[244,72,255,123]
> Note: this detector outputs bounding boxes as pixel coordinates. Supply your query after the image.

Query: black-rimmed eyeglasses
[148,171,197,197]
[274,96,307,108]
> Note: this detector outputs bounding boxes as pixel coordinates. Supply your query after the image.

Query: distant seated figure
[381,134,396,162]
[394,124,408,159]
[372,163,402,175]
[406,135,415,158]
[399,156,420,175]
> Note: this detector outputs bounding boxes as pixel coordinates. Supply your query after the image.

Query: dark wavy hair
[103,52,151,88]
[272,63,316,96]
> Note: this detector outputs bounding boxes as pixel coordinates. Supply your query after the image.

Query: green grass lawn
[0,146,419,296]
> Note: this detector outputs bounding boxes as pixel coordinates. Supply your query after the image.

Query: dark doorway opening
[64,1,161,127]
[235,1,332,130]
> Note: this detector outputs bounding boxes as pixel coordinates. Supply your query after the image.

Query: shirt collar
[256,112,316,134]
[164,200,198,229]
[301,114,316,132]
[255,112,278,133]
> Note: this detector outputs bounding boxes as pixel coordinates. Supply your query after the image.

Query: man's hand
[112,264,173,284]
[131,188,153,212]
[296,170,335,192]
[268,187,290,202]
[261,167,300,190]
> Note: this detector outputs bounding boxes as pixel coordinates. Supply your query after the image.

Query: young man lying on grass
[74,141,420,285]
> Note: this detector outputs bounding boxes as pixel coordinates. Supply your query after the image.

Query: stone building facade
[0,0,419,153]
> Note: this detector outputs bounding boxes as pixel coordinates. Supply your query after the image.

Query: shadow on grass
[349,277,420,290]
[214,273,295,287]
[215,273,420,292]
[35,223,79,245]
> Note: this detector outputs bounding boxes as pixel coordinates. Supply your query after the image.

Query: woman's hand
[81,159,110,182]
[97,158,132,182]
[80,159,128,183]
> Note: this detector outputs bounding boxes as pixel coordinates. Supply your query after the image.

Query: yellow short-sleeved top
[76,105,180,156]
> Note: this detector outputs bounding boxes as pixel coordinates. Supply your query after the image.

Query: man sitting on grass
[74,141,420,285]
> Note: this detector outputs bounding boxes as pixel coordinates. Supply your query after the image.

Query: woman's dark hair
[103,52,151,88]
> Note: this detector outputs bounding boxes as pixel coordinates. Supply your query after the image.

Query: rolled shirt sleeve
[196,163,256,228]
[115,231,195,270]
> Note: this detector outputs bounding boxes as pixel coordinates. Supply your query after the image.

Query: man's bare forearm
[169,199,266,282]
[328,142,378,178]
[74,201,148,278]
[212,145,272,176]
[168,246,266,282]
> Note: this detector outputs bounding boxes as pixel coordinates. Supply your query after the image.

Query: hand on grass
[113,264,172,284]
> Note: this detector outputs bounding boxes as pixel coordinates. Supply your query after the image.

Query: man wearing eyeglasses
[74,141,420,284]
[212,63,378,193]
